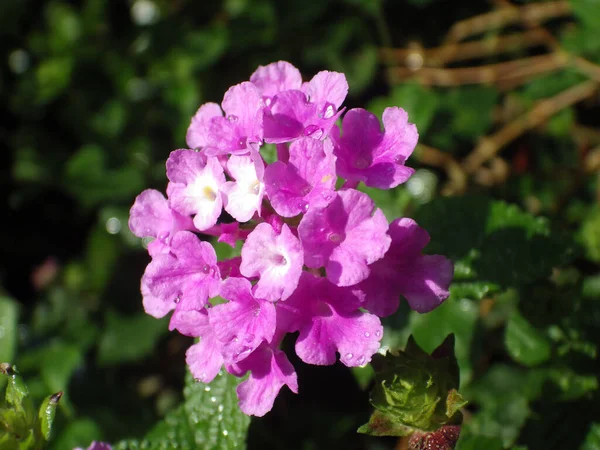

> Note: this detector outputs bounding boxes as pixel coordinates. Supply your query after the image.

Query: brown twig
[445,1,572,43]
[386,53,568,87]
[380,29,550,68]
[463,80,599,174]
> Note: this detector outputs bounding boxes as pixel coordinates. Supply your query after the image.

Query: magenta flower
[130,61,453,417]
[202,82,264,156]
[128,189,193,242]
[240,223,303,301]
[250,61,302,100]
[209,277,276,364]
[355,218,454,315]
[221,155,265,222]
[264,137,337,217]
[298,188,391,286]
[176,309,224,383]
[278,272,383,367]
[166,150,225,231]
[142,231,220,314]
[332,107,417,189]
[230,343,298,417]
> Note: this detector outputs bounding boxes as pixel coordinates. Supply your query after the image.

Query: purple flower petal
[298,189,390,286]
[181,309,224,383]
[186,103,223,149]
[278,273,382,367]
[232,343,298,416]
[142,231,220,311]
[204,82,264,156]
[209,277,276,363]
[240,223,303,301]
[333,107,418,189]
[302,70,348,109]
[166,150,225,231]
[264,137,336,217]
[128,189,193,240]
[355,218,453,315]
[250,61,302,98]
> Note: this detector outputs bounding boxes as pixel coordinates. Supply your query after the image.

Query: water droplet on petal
[253,307,261,317]
[264,97,272,107]
[303,125,320,137]
[345,353,353,360]
[228,115,238,122]
[202,264,210,274]
[323,103,335,119]
[245,334,255,343]
[394,155,405,164]
[193,147,201,152]
[364,332,370,338]
[251,181,261,195]
[354,158,369,169]
[357,355,366,365]
[174,296,180,304]
[239,137,247,148]
[375,330,382,338]
[328,233,343,243]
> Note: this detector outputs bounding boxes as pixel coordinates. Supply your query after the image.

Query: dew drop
[218,404,224,412]
[345,353,353,360]
[354,158,369,169]
[394,155,404,164]
[357,355,366,365]
[174,296,180,304]
[264,97,272,107]
[322,103,335,119]
[375,330,382,338]
[228,115,238,122]
[303,125,320,136]
[239,138,247,148]
[251,181,261,195]
[201,264,210,274]
[193,147,201,152]
[328,233,343,243]
[253,307,261,317]
[222,430,229,437]
[204,386,211,392]
[210,396,217,403]
[245,334,255,343]
[364,332,370,338]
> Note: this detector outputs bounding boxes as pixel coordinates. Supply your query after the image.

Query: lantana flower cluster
[128,61,453,417]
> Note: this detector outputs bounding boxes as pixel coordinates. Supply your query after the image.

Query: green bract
[359,335,467,437]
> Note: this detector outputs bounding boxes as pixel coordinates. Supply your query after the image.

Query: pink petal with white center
[221,155,264,222]
[166,150,225,231]
[240,223,303,302]
[186,103,223,149]
[250,61,302,98]
[209,277,276,364]
[233,344,298,417]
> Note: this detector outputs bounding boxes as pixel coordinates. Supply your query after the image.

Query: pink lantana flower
[250,61,303,100]
[355,218,454,315]
[298,188,391,287]
[229,343,298,417]
[221,155,265,222]
[277,272,383,367]
[332,107,417,189]
[240,223,303,302]
[141,231,220,314]
[264,137,337,217]
[209,277,276,364]
[166,150,225,231]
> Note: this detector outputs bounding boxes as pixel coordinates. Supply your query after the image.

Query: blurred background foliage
[1,0,599,449]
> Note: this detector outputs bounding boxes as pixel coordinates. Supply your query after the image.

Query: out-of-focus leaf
[442,86,498,140]
[97,311,168,366]
[580,422,600,450]
[455,434,504,450]
[579,206,600,263]
[86,225,120,293]
[51,418,104,450]
[570,0,600,29]
[505,310,552,367]
[115,370,250,449]
[368,82,440,134]
[36,57,73,103]
[0,296,19,389]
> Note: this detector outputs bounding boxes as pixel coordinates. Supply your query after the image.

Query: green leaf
[97,311,168,366]
[51,418,104,450]
[505,311,551,367]
[0,296,19,390]
[36,392,62,442]
[455,434,504,450]
[36,57,73,103]
[115,370,250,449]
